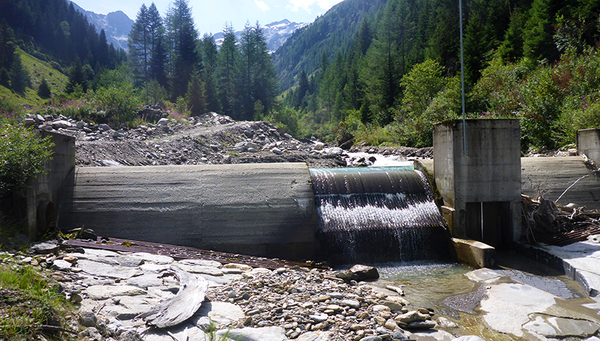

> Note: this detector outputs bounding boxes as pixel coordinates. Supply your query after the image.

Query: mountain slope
[213,19,307,53]
[272,0,388,91]
[70,1,133,52]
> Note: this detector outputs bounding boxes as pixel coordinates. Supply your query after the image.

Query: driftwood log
[141,266,209,328]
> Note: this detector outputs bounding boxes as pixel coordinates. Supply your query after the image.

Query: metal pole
[459,0,467,156]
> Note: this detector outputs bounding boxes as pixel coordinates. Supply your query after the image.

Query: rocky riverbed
[0,240,481,341]
[25,112,433,169]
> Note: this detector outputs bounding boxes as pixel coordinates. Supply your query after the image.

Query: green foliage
[186,74,205,116]
[399,59,446,118]
[90,83,142,124]
[140,79,169,106]
[9,55,30,94]
[0,124,54,197]
[37,78,51,98]
[0,263,74,340]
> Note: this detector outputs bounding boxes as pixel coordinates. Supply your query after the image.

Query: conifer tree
[129,4,150,84]
[38,78,51,98]
[165,0,200,100]
[217,24,240,118]
[186,74,205,116]
[9,55,29,94]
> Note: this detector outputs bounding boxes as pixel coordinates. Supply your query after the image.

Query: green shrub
[0,123,54,197]
[90,83,142,124]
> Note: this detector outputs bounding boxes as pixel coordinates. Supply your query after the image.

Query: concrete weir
[58,163,319,261]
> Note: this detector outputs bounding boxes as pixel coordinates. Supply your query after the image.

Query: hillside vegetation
[2,0,600,154]
[275,0,600,152]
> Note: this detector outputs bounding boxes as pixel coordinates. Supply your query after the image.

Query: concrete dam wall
[58,163,320,260]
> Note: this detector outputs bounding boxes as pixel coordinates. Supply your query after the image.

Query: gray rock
[523,315,600,338]
[194,301,246,328]
[451,337,485,341]
[217,326,287,341]
[85,285,146,300]
[52,120,73,129]
[310,313,329,323]
[118,330,143,341]
[392,330,408,340]
[296,331,333,341]
[99,159,125,167]
[360,336,382,341]
[79,311,97,327]
[28,242,59,254]
[77,259,143,279]
[341,299,360,309]
[176,264,224,276]
[178,259,222,268]
[98,123,111,131]
[271,147,284,155]
[406,320,436,330]
[157,118,170,126]
[126,274,163,289]
[52,259,73,271]
[336,264,379,282]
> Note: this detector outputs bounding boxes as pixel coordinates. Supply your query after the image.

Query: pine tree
[186,74,205,116]
[9,55,29,94]
[38,78,51,98]
[200,34,220,112]
[128,4,150,84]
[216,24,240,118]
[165,0,200,100]
[239,22,278,120]
[147,3,168,88]
[66,59,87,94]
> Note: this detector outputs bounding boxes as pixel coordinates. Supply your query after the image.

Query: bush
[90,83,142,124]
[0,124,54,198]
[37,79,51,98]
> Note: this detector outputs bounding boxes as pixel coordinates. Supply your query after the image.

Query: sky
[73,0,344,34]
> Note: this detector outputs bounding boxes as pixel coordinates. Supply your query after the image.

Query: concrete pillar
[577,129,600,165]
[27,131,75,239]
[433,119,521,247]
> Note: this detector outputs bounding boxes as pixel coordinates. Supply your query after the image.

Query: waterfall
[310,166,453,264]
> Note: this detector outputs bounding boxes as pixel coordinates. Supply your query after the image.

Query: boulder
[335,264,379,282]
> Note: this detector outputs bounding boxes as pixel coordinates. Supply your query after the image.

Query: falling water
[310,166,454,264]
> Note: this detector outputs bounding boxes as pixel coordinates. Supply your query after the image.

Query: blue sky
[73,0,344,34]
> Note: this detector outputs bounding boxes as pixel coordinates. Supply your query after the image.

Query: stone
[217,326,287,341]
[79,311,97,327]
[223,263,252,271]
[157,118,170,126]
[437,317,458,328]
[382,300,404,312]
[335,265,379,282]
[392,330,408,340]
[77,259,143,279]
[359,336,382,341]
[271,147,284,155]
[79,327,102,340]
[313,142,325,151]
[386,285,404,296]
[296,331,334,341]
[52,120,73,129]
[176,264,224,276]
[52,259,73,271]
[406,320,436,329]
[194,301,245,328]
[126,274,163,289]
[28,242,59,254]
[341,299,361,309]
[395,311,429,324]
[98,123,111,131]
[451,337,485,341]
[310,313,329,323]
[178,259,222,268]
[523,315,600,338]
[384,319,399,331]
[85,285,146,300]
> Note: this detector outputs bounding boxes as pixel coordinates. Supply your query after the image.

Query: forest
[1,0,600,153]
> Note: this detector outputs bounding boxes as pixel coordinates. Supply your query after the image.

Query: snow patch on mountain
[70,1,133,52]
[214,19,307,53]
